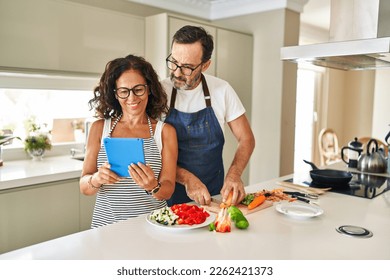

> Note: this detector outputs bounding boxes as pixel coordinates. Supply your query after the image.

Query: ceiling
[126,0,330,30]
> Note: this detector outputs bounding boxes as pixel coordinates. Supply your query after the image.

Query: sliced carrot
[247,195,266,210]
[220,191,233,208]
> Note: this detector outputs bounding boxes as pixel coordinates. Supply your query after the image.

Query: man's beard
[170,71,201,90]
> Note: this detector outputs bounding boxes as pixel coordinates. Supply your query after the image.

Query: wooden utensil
[276,181,331,195]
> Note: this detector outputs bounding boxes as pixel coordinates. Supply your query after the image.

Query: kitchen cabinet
[0,0,145,74]
[0,178,95,254]
[145,13,253,184]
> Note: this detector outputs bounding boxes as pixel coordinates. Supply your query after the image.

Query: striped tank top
[91,115,167,228]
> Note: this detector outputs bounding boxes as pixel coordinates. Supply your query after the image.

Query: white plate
[146,211,216,230]
[275,202,324,218]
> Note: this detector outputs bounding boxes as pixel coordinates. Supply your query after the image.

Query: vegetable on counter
[214,208,231,233]
[149,207,178,225]
[219,191,233,208]
[150,204,210,226]
[247,194,266,210]
[228,206,249,229]
[241,193,255,206]
[211,191,251,233]
[171,203,210,225]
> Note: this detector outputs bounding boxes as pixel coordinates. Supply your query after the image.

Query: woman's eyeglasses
[114,84,148,99]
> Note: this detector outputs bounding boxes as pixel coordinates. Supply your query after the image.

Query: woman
[80,55,177,228]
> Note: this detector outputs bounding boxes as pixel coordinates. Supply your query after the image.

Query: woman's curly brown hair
[89,54,168,120]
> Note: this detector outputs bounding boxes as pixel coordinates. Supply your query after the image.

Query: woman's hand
[129,162,158,192]
[94,162,121,185]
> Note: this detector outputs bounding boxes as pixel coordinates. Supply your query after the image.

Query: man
[162,25,255,206]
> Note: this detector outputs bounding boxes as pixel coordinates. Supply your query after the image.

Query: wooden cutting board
[202,199,273,215]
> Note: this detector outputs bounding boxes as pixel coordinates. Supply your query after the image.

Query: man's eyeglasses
[114,84,148,99]
[166,54,203,76]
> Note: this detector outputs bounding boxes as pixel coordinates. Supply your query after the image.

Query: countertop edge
[0,155,83,191]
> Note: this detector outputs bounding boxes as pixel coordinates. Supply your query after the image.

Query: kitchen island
[1,172,389,260]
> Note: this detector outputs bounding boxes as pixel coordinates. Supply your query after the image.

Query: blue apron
[165,75,225,205]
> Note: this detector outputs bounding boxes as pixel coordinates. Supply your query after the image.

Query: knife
[291,195,318,205]
[283,191,319,200]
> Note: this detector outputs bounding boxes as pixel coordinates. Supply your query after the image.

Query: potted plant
[24,119,52,161]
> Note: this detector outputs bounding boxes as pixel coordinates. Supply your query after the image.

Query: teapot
[341,137,363,168]
[357,139,388,173]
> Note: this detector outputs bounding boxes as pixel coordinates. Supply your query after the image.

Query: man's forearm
[226,137,255,179]
[176,166,195,186]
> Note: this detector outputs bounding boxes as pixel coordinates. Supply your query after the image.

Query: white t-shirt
[161,74,245,133]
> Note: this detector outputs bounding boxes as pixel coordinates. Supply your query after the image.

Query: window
[293,65,325,173]
[0,71,99,149]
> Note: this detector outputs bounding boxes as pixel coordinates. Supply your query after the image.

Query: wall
[372,69,390,141]
[324,70,347,144]
[344,71,375,142]
[325,69,376,147]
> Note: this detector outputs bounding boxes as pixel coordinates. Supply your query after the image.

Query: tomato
[170,203,210,225]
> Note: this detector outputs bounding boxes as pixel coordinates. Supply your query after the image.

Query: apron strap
[201,74,211,107]
[170,88,177,109]
[170,74,211,109]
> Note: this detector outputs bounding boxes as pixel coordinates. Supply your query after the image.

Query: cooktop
[286,172,390,199]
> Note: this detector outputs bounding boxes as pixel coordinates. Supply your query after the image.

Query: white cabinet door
[79,191,96,231]
[0,180,80,253]
[0,0,145,74]
[0,178,96,253]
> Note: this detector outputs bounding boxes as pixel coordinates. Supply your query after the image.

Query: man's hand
[184,176,212,205]
[220,174,246,205]
[176,166,212,205]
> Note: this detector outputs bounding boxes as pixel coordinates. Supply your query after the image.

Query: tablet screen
[103,137,145,177]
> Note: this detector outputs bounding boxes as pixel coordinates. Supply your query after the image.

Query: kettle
[357,139,388,173]
[386,128,390,174]
[341,137,363,168]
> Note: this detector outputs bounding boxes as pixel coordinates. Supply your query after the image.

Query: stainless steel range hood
[281,0,390,70]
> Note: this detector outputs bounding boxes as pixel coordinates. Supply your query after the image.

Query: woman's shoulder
[90,118,104,130]
[87,118,105,141]
[161,121,176,135]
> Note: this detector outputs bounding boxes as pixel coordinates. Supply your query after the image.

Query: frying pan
[303,160,353,186]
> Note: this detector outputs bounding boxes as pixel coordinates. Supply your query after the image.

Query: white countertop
[0,156,83,190]
[1,175,389,260]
